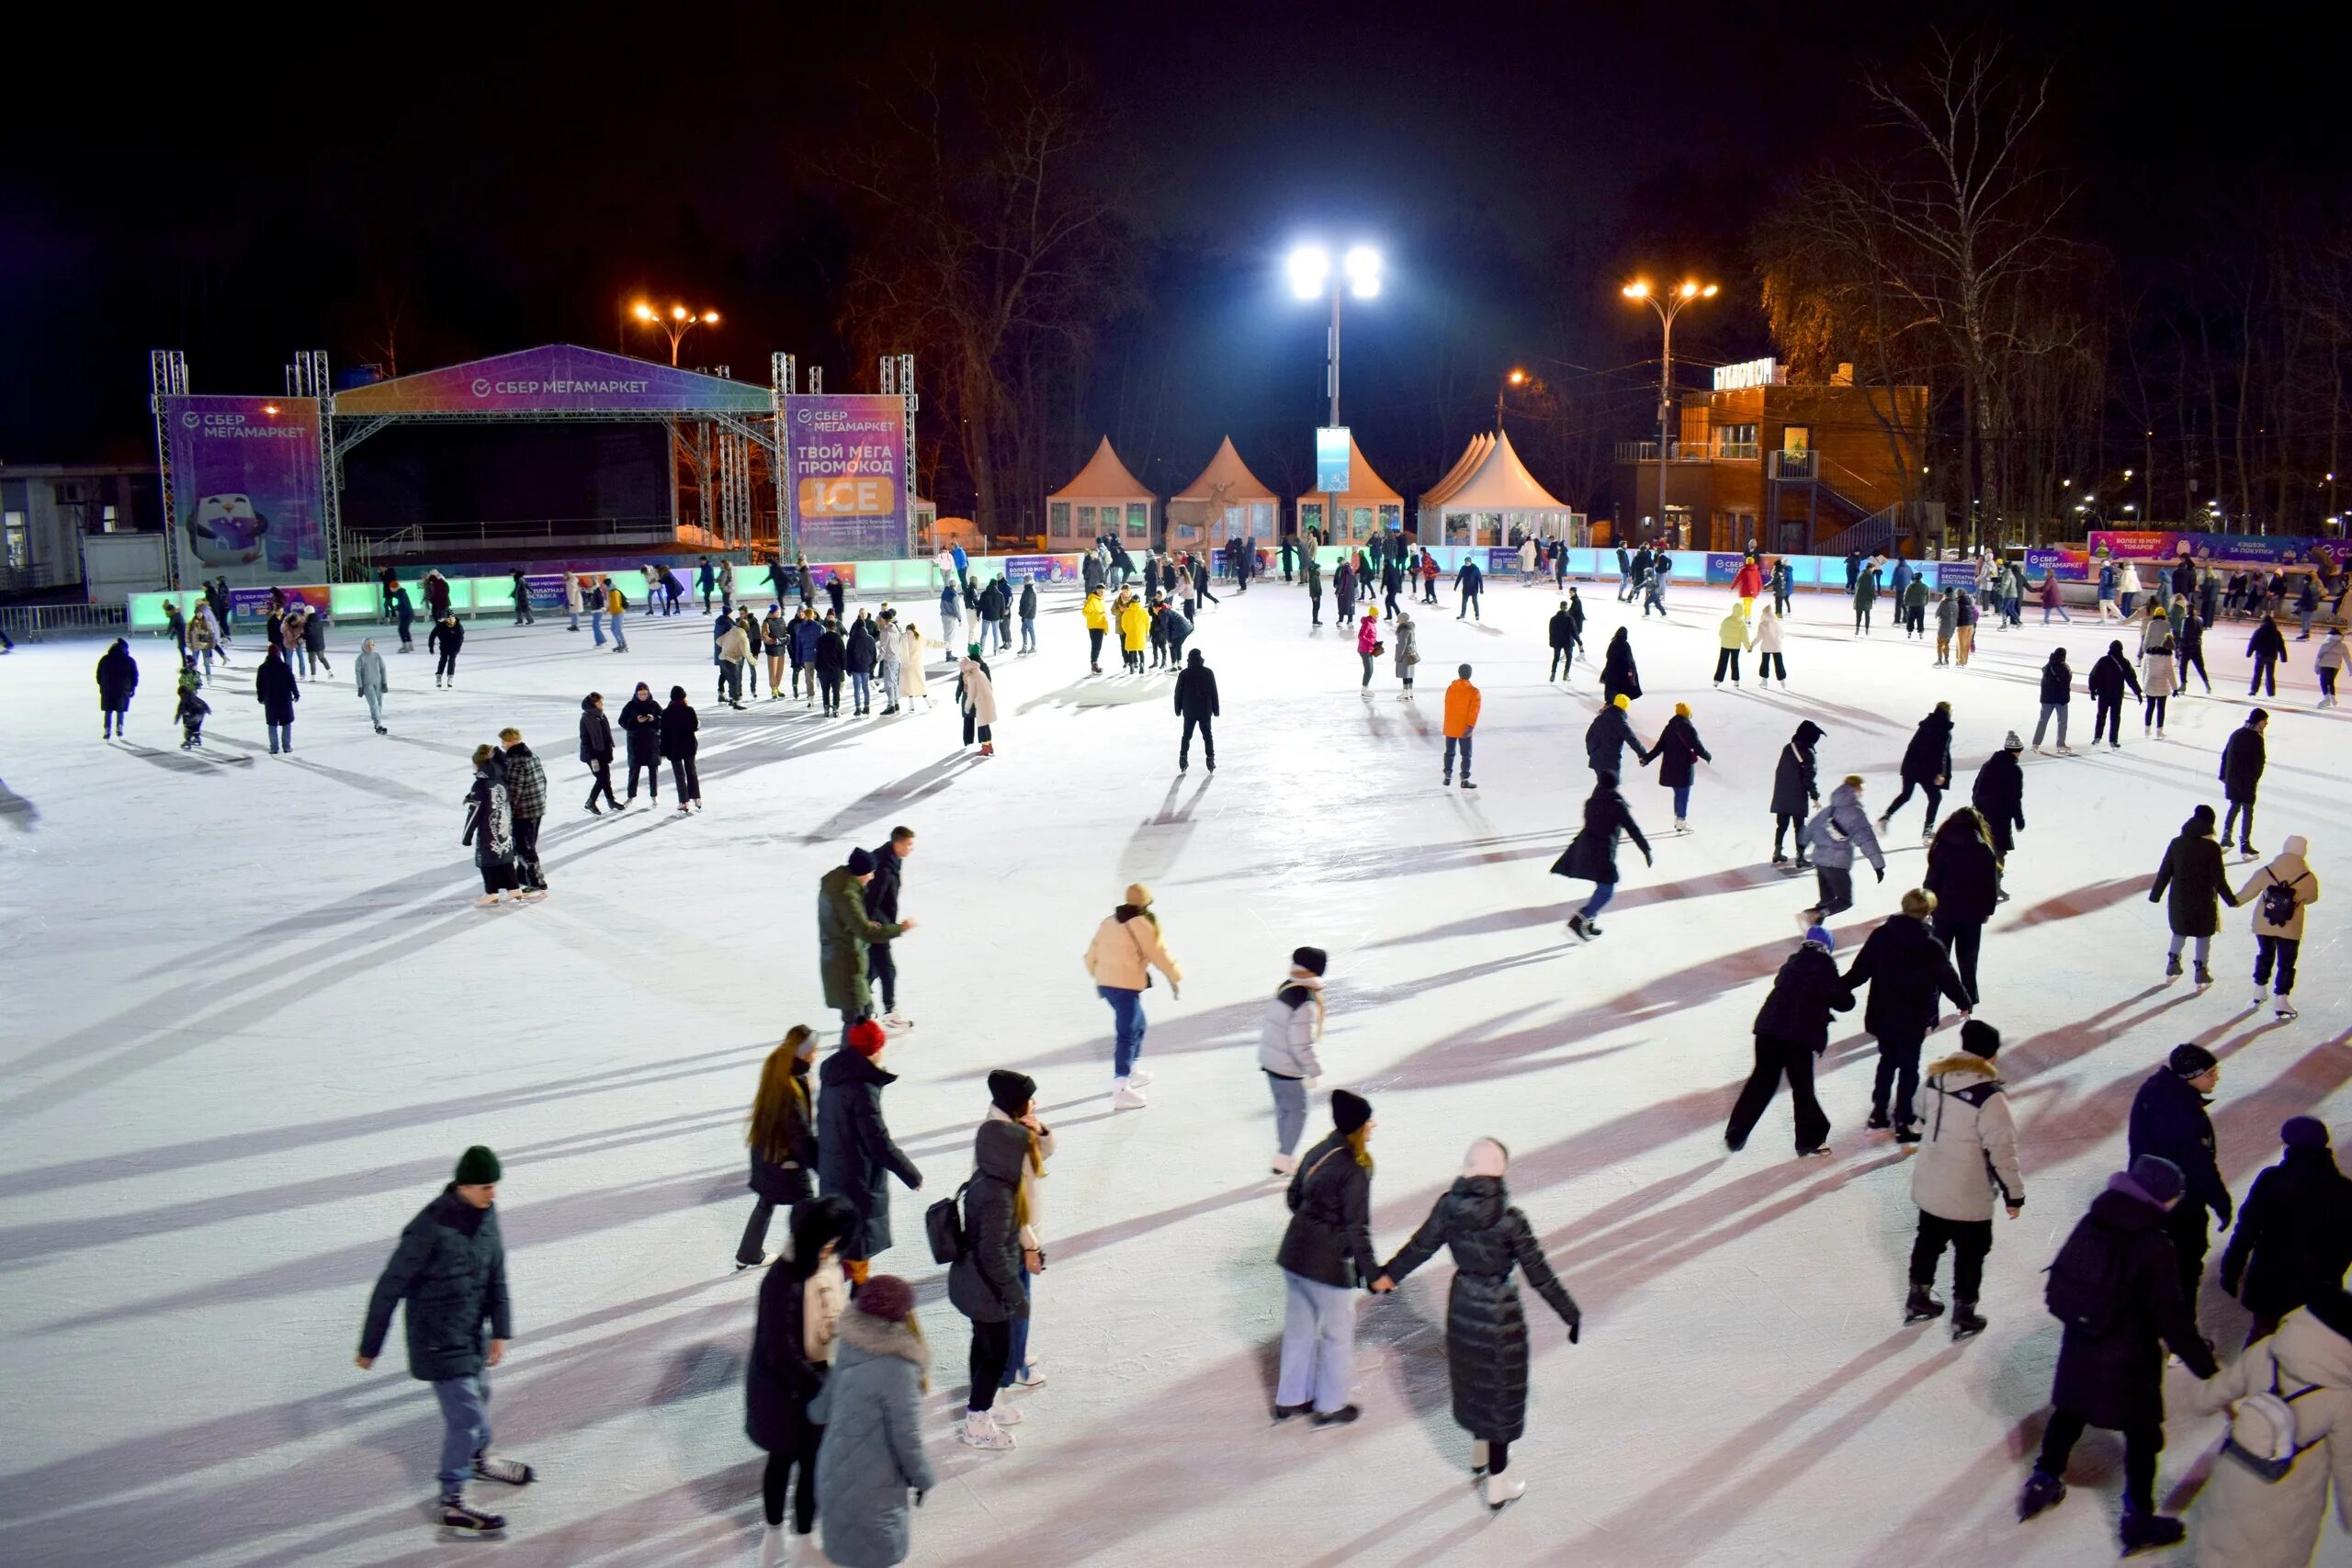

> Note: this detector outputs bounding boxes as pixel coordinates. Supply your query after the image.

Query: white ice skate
[881,1011,913,1032]
[1112,1080,1148,1111]
[2276,999,2300,1020]
[959,1409,1014,1450]
[1125,1067,1154,1089]
[1271,1151,1298,1176]
[1486,1473,1525,1511]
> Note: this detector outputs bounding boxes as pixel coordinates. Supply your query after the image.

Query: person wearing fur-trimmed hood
[2185,1289,2352,1568]
[809,1275,935,1568]
[1904,1021,2023,1340]
[1372,1138,1581,1512]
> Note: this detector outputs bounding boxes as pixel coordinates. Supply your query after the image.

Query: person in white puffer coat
[1904,1020,2025,1341]
[1748,603,1790,687]
[1258,947,1329,1176]
[2188,1292,2352,1568]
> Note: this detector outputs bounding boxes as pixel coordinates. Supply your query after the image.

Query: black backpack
[2260,872,2307,930]
[924,1179,971,1265]
[2044,1216,2124,1335]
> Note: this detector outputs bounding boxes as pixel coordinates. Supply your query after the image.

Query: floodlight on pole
[1623,274,1719,546]
[1289,240,1385,547]
[1288,245,1331,301]
[1343,245,1382,299]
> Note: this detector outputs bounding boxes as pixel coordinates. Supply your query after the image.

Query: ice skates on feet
[1949,1302,1986,1340]
[1112,1079,1148,1111]
[440,1495,505,1534]
[472,1454,535,1486]
[1485,1473,1524,1511]
[958,1409,1014,1450]
[1903,1284,1946,1325]
[2016,1469,2066,1522]
[1270,1151,1298,1176]
[2120,1510,2186,1556]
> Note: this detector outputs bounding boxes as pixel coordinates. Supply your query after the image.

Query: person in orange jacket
[1443,663,1481,789]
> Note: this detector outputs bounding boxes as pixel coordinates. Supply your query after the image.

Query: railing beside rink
[1,602,130,642]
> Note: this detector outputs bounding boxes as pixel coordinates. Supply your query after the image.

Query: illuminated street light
[1343,245,1382,299]
[1287,245,1331,301]
[1497,367,1528,428]
[1290,241,1385,545]
[1623,275,1719,546]
[631,299,723,366]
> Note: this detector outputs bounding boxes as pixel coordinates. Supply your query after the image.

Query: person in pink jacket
[1356,607,1382,690]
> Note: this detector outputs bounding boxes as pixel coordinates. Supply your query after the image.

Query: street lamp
[1497,367,1528,429]
[1623,278,1717,547]
[1291,242,1382,547]
[631,300,721,367]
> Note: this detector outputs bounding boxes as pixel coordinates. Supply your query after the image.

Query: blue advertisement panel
[1316,427,1351,493]
[1703,552,1744,584]
[1486,547,1519,574]
[1003,553,1080,584]
[165,395,326,584]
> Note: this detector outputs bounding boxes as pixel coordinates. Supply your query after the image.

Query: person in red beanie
[818,1021,922,1286]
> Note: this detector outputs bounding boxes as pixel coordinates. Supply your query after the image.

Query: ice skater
[1552,770,1652,942]
[1442,664,1479,788]
[1724,925,1851,1157]
[2235,834,2317,1020]
[817,1020,922,1288]
[1600,626,1642,705]
[1392,610,1419,694]
[1258,947,1329,1175]
[174,660,209,750]
[2150,805,2238,986]
[1840,887,1971,1138]
[1903,1021,2020,1339]
[1713,604,1747,687]
[355,638,389,734]
[1879,702,1954,842]
[1083,883,1181,1110]
[1749,602,1788,686]
[2220,709,2267,855]
[1639,701,1712,829]
[578,693,618,814]
[1923,807,1999,1005]
[1770,720,1824,868]
[96,637,137,738]
[1454,554,1483,620]
[1802,775,1885,920]
[429,615,464,687]
[1174,648,1218,773]
[1272,1090,1380,1427]
[661,685,702,813]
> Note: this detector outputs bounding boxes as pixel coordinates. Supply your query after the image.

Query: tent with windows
[1295,432,1403,546]
[1414,434,1491,538]
[1419,430,1580,546]
[1169,436,1279,550]
[1046,437,1155,548]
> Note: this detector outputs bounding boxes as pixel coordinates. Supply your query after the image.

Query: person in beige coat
[2188,1292,2352,1568]
[2140,637,2178,737]
[2236,835,2318,1020]
[1083,884,1182,1110]
[956,648,997,756]
[1905,1021,2024,1340]
[899,624,930,707]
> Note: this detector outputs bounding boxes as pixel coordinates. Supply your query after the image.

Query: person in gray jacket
[810,1276,936,1568]
[946,1117,1032,1451]
[1803,774,1886,920]
[354,638,389,734]
[1905,1021,2024,1340]
[1259,946,1329,1175]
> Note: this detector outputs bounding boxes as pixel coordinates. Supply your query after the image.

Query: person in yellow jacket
[1713,607,1747,688]
[1442,663,1481,789]
[605,579,630,653]
[1082,589,1109,673]
[1117,594,1150,674]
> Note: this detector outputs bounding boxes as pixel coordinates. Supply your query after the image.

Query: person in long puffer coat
[817,1022,922,1284]
[96,638,139,738]
[1373,1137,1581,1512]
[462,744,520,906]
[255,645,300,753]
[2150,804,2239,984]
[1600,627,1642,704]
[2219,1118,2352,1346]
[1922,807,2001,1006]
[746,1195,854,1566]
[809,1276,935,1568]
[1770,720,1824,867]
[1552,770,1652,942]
[1638,703,1712,829]
[2185,1292,2352,1568]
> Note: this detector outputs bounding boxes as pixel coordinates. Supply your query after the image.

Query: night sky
[6,0,2346,507]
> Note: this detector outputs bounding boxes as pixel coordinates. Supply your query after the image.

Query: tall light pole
[1497,367,1527,429]
[1290,243,1381,548]
[1623,278,1716,546]
[631,301,721,367]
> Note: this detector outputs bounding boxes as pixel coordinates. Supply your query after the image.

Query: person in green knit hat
[357,1145,535,1536]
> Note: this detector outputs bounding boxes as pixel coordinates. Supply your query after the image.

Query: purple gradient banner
[166,396,325,583]
[332,344,773,415]
[785,394,910,560]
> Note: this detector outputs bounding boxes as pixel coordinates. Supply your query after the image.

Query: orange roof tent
[1169,437,1279,549]
[1295,432,1403,544]
[1046,437,1155,547]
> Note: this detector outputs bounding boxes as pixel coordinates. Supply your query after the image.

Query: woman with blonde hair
[1273,1091,1380,1428]
[1083,884,1182,1110]
[736,1027,820,1271]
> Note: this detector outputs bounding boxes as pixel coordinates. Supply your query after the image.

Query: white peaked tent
[1169,436,1279,549]
[1046,437,1155,546]
[1419,429,1581,545]
[1418,433,1493,525]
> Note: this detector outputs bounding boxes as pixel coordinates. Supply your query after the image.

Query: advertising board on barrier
[1485,547,1519,574]
[1704,552,1745,584]
[165,396,326,585]
[1002,554,1080,584]
[2026,547,2089,581]
[227,584,329,619]
[786,394,911,560]
[2088,529,2343,573]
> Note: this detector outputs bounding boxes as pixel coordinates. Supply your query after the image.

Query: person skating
[2151,805,2238,984]
[498,728,548,897]
[955,644,997,755]
[1724,926,1852,1157]
[2181,1288,2352,1568]
[2216,1119,2352,1349]
[1923,807,1999,1004]
[429,614,464,688]
[1905,1020,2022,1338]
[1933,586,1958,664]
[2031,648,2075,752]
[875,610,903,715]
[1160,600,1193,665]
[2140,626,2178,738]
[2129,1043,2234,1312]
[1713,604,1747,687]
[2015,1154,2217,1553]
[96,637,138,739]
[1370,1137,1582,1511]
[1016,577,1037,655]
[1547,599,1577,680]
[1272,1090,1382,1428]
[460,744,521,905]
[788,606,820,704]
[899,622,930,711]
[821,847,913,1043]
[616,682,662,807]
[1334,558,1356,627]
[2221,709,2268,856]
[1841,887,1972,1138]
[736,1027,821,1270]
[1801,775,1886,920]
[351,637,390,735]
[1304,547,1324,626]
[1392,609,1419,694]
[2247,614,2288,697]
[1638,701,1712,829]
[1770,720,1825,868]
[1600,626,1642,705]
[946,1116,1034,1452]
[605,578,629,651]
[661,685,703,813]
[563,570,583,632]
[2312,625,2347,707]
[1852,560,1880,634]
[173,658,209,749]
[301,604,334,676]
[1747,602,1789,687]
[2086,637,2143,750]
[1116,591,1150,674]
[1083,883,1181,1110]
[1081,586,1108,672]
[1971,732,2026,901]
[1552,770,1653,941]
[1879,702,1954,842]
[863,827,917,1031]
[2180,605,2217,694]
[1355,604,1382,689]
[1903,571,1929,638]
[574,692,621,817]
[189,601,223,680]
[1260,947,1329,1175]
[256,645,300,754]
[1585,693,1646,778]
[1442,664,1480,788]
[1174,648,1219,773]
[981,1071,1053,1399]
[356,1146,534,1536]
[808,1274,935,1568]
[814,616,847,716]
[817,1022,922,1290]
[1454,554,1483,620]
[2235,834,2318,1020]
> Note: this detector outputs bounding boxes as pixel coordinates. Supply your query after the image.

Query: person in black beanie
[982,1068,1054,1397]
[1273,1090,1382,1427]
[2127,1043,2233,1311]
[2218,1116,2352,1346]
[1904,1020,2023,1339]
[357,1145,535,1536]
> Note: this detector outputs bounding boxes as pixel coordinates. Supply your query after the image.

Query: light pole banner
[165,396,326,583]
[1316,427,1351,494]
[785,394,911,559]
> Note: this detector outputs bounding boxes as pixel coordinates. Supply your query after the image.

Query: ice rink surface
[1,571,2346,1568]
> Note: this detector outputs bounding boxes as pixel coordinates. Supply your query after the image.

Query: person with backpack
[2018,1154,2218,1554]
[817,1021,922,1288]
[1770,721,1825,869]
[1259,947,1329,1175]
[1272,1090,1381,1427]
[2129,1043,2234,1311]
[1084,884,1182,1111]
[1903,1021,2021,1339]
[1724,925,1852,1157]
[946,1114,1033,1450]
[2152,805,2239,986]
[2236,834,2318,1020]
[2219,1118,2352,1348]
[1369,1137,1583,1512]
[2184,1287,2352,1568]
[1840,887,1972,1139]
[734,1027,820,1271]
[2221,710,2269,858]
[746,1194,854,1567]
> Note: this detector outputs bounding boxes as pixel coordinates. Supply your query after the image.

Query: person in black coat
[1879,703,1954,840]
[2219,1116,2352,1345]
[2218,709,2267,855]
[1922,807,2001,1005]
[1273,1091,1379,1425]
[1372,1137,1582,1510]
[576,693,618,814]
[1173,648,1219,773]
[746,1194,854,1548]
[1546,601,1577,681]
[2245,614,2287,696]
[2031,649,2073,751]
[1638,703,1712,827]
[2126,1043,2233,1309]
[1584,696,1645,777]
[947,1117,1032,1445]
[1552,770,1653,941]
[2149,805,2236,982]
[255,645,300,753]
[1971,733,2026,885]
[96,637,139,737]
[813,619,848,717]
[1600,627,1642,704]
[1725,926,1852,1156]
[1453,556,1483,620]
[816,1024,922,1283]
[825,574,846,622]
[616,682,662,807]
[737,1026,820,1269]
[659,685,702,811]
[863,827,914,1026]
[2086,639,2143,750]
[2017,1155,2217,1551]
[1840,888,1971,1135]
[1770,720,1825,866]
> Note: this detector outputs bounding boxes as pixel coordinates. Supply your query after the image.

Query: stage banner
[785,394,912,560]
[166,396,326,584]
[1003,553,1080,584]
[331,344,772,415]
